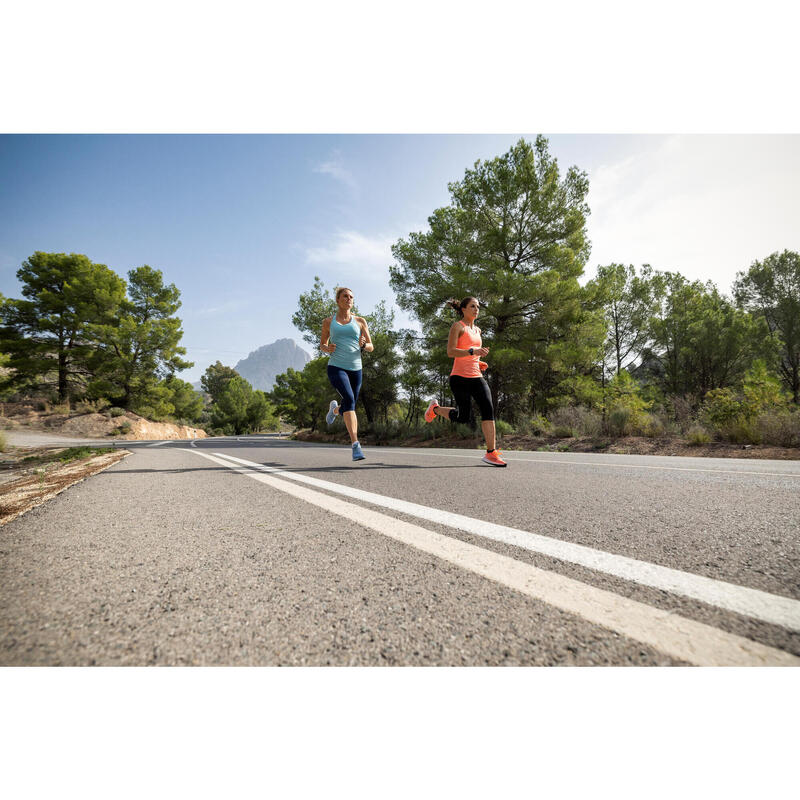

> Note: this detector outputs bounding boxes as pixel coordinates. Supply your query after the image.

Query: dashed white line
[188,449,799,666]
[206,451,800,632]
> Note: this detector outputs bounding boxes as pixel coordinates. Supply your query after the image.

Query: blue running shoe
[352,441,365,461]
[326,400,339,426]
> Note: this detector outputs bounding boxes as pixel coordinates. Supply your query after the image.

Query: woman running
[321,286,373,461]
[424,297,507,467]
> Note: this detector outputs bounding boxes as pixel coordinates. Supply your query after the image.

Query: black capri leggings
[448,375,494,423]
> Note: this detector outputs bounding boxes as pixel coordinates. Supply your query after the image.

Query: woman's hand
[322,343,336,354]
[475,346,489,357]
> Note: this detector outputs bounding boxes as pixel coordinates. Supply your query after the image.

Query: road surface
[1,435,798,665]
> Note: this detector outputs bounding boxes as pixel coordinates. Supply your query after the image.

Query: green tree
[269,358,330,431]
[734,250,800,404]
[200,361,240,404]
[644,272,773,399]
[603,369,650,434]
[742,359,786,413]
[397,333,438,427]
[589,263,659,375]
[0,252,126,403]
[163,375,204,423]
[358,300,399,424]
[390,136,605,419]
[292,276,336,353]
[90,265,193,410]
[211,376,278,435]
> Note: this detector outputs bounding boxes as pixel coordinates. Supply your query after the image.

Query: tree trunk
[58,351,68,403]
[359,388,374,424]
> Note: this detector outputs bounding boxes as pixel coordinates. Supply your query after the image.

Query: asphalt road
[2,435,799,666]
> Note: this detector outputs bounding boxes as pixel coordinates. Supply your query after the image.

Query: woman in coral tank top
[424,296,507,467]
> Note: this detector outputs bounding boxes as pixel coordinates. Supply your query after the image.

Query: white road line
[146,441,170,447]
[370,447,800,478]
[207,451,800,632]
[188,449,798,666]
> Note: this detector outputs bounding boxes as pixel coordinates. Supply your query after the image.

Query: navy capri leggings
[327,365,363,413]
[448,375,494,422]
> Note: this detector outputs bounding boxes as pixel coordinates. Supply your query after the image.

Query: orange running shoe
[482,449,507,467]
[424,401,438,423]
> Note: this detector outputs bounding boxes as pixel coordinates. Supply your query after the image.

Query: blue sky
[2,134,798,384]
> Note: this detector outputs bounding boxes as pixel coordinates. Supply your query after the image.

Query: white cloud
[313,153,357,190]
[585,135,800,292]
[305,230,397,279]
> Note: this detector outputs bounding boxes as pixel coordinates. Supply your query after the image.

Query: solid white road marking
[146,441,170,447]
[372,447,800,478]
[188,449,799,666]
[208,451,800,632]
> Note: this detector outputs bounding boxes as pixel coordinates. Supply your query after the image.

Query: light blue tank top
[328,316,363,371]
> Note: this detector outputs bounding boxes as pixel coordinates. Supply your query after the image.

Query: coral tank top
[450,321,482,378]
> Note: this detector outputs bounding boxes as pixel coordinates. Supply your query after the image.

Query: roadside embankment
[0,402,207,440]
[0,447,131,526]
[293,428,800,460]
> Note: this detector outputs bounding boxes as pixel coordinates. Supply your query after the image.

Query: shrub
[669,395,696,434]
[109,407,126,418]
[703,388,746,428]
[494,419,513,437]
[642,413,666,438]
[576,408,602,437]
[757,409,800,447]
[687,425,711,445]
[56,446,114,463]
[549,407,577,438]
[75,398,109,414]
[421,423,441,441]
[601,371,650,436]
[116,421,131,434]
[743,360,786,413]
[369,420,403,444]
[548,406,601,438]
[0,431,6,452]
[722,418,761,445]
[607,407,633,437]
[454,423,476,439]
[517,414,550,436]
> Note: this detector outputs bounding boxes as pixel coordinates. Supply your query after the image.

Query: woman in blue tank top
[320,286,373,461]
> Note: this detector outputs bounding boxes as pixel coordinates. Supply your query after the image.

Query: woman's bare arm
[447,322,488,358]
[320,317,336,353]
[357,317,374,353]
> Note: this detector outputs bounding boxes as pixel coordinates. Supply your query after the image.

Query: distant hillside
[233,338,311,391]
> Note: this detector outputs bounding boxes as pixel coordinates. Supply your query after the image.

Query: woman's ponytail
[446,296,478,318]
